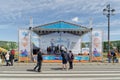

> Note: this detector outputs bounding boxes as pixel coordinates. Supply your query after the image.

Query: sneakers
[38,70,41,72]
[62,68,68,71]
[33,69,36,71]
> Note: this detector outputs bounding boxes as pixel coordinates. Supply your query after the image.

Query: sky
[0,0,120,42]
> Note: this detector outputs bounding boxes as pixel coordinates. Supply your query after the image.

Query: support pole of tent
[80,36,82,62]
[26,29,29,63]
[29,17,33,62]
[39,36,41,50]
[102,31,103,63]
[29,28,34,62]
[38,35,41,62]
[18,29,20,63]
[89,18,93,62]
[89,29,92,62]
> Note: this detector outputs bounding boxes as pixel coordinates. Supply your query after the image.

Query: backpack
[61,52,68,60]
[71,54,74,60]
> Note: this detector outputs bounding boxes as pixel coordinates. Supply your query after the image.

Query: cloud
[0,0,120,41]
[72,17,79,22]
[0,0,117,23]
[0,0,118,27]
[0,1,107,15]
[0,1,118,14]
[93,17,120,28]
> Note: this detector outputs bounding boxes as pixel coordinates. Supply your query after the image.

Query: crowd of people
[107,49,119,63]
[61,50,74,70]
[46,45,69,55]
[33,47,74,72]
[0,47,120,73]
[0,50,15,66]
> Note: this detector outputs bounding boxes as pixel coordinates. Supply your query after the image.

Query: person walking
[107,51,112,63]
[115,50,119,63]
[112,50,117,63]
[68,50,74,69]
[111,50,115,63]
[9,51,14,66]
[33,48,43,72]
[5,51,10,66]
[61,50,68,70]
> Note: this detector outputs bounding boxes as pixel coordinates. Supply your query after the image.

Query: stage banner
[33,55,89,61]
[39,32,81,54]
[19,29,31,62]
[92,30,103,61]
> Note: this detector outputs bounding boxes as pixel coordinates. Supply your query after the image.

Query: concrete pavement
[0,62,120,80]
[0,62,120,71]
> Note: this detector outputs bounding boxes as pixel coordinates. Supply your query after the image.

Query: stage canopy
[30,21,92,36]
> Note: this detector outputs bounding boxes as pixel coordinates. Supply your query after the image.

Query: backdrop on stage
[38,32,81,55]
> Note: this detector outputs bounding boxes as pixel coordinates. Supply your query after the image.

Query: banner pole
[18,29,20,63]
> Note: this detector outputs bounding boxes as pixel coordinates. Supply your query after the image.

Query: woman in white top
[5,51,10,66]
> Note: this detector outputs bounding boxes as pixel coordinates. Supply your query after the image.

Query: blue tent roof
[32,21,92,36]
[35,21,87,30]
[41,21,80,29]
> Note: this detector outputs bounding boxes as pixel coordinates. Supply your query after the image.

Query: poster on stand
[19,29,31,62]
[92,30,103,61]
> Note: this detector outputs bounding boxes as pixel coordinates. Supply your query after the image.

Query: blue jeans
[108,57,111,63]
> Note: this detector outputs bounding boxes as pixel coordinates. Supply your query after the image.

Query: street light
[103,4,115,54]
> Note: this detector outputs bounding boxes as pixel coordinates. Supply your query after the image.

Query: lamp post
[103,4,115,54]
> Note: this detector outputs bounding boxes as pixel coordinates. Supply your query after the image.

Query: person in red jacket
[10,50,15,66]
[11,49,15,55]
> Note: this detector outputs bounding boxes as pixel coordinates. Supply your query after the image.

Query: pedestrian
[107,51,111,63]
[11,49,15,55]
[9,51,14,66]
[115,50,119,63]
[33,48,43,72]
[111,50,115,63]
[61,50,68,70]
[5,51,10,66]
[68,50,74,69]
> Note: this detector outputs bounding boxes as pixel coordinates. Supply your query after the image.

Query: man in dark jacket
[68,50,74,69]
[61,50,68,70]
[9,52,14,66]
[34,48,43,72]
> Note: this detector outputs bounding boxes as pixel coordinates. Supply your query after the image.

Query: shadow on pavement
[1,64,10,66]
[26,69,35,72]
[51,67,63,70]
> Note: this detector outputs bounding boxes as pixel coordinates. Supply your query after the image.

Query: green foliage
[0,41,17,50]
[81,43,86,48]
[82,40,120,53]
[103,40,120,52]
